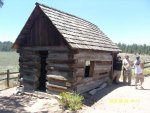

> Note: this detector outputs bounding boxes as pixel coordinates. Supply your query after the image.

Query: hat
[136,56,140,58]
[116,54,121,58]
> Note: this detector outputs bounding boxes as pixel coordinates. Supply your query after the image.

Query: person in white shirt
[122,55,133,85]
[134,56,144,89]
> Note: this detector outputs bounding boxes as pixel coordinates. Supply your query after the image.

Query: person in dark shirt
[112,55,122,84]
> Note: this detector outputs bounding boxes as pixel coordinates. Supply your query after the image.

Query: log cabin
[12,3,121,93]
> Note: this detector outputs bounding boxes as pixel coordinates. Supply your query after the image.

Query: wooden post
[7,69,10,87]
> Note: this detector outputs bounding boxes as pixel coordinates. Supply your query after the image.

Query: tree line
[0,41,150,55]
[0,41,14,51]
[117,43,150,55]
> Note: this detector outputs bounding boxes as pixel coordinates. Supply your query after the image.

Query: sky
[0,0,150,44]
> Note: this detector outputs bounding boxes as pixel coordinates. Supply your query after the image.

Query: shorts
[135,73,144,83]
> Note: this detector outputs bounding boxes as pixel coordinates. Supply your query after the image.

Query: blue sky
[0,0,150,44]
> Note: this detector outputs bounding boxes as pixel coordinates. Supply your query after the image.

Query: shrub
[59,92,84,111]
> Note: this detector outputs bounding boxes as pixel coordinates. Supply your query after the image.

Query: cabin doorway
[37,51,48,91]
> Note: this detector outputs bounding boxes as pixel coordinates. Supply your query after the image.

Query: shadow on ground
[0,95,49,113]
[0,96,25,113]
[82,82,127,106]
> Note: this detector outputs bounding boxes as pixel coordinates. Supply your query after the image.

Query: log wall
[72,50,112,93]
[46,47,74,93]
[18,48,41,91]
[17,47,113,94]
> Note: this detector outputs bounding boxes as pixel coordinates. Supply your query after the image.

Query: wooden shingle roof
[38,3,120,52]
[13,3,121,52]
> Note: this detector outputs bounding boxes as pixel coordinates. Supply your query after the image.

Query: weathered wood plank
[95,61,112,65]
[46,59,75,64]
[19,62,40,66]
[47,80,66,87]
[47,71,73,77]
[48,46,70,52]
[21,74,39,81]
[46,82,68,92]
[74,53,112,61]
[20,65,40,70]
[47,53,73,61]
[76,77,109,93]
[74,73,109,86]
[19,66,40,77]
[47,74,68,81]
[72,68,85,77]
[94,65,112,70]
[46,65,72,72]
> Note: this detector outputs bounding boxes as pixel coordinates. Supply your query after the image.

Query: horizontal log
[46,82,68,92]
[19,62,40,66]
[71,59,85,68]
[22,82,37,90]
[47,63,70,69]
[47,71,73,81]
[21,77,38,85]
[47,80,66,87]
[92,73,110,81]
[47,71,73,77]
[46,65,72,72]
[47,74,69,81]
[95,61,112,65]
[94,65,112,70]
[94,69,111,75]
[20,74,40,79]
[76,77,109,93]
[20,63,40,68]
[20,53,39,58]
[19,56,40,62]
[20,68,39,74]
[47,53,73,61]
[74,73,109,86]
[72,68,85,77]
[48,46,70,52]
[46,59,75,64]
[22,74,39,81]
[17,49,37,54]
[74,53,112,61]
[20,70,40,76]
[47,80,72,87]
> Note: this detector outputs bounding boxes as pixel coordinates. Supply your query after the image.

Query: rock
[97,83,107,91]
[89,89,97,95]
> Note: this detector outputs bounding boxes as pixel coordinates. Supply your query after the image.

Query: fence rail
[0,69,19,87]
[0,62,150,88]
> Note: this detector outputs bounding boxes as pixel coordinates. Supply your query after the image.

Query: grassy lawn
[0,51,19,73]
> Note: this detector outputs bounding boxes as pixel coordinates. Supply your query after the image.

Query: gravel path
[79,76,150,113]
[0,76,150,113]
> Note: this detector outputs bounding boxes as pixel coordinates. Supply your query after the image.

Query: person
[122,55,133,85]
[134,56,144,89]
[113,55,122,84]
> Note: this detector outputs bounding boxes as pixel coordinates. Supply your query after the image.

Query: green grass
[0,51,19,73]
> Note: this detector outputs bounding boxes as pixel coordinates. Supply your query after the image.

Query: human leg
[139,74,144,89]
[116,71,121,83]
[123,70,127,83]
[128,71,132,85]
[135,75,139,89]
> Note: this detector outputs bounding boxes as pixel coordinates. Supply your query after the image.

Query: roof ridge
[35,2,98,28]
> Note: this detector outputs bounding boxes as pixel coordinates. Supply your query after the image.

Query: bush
[59,92,84,111]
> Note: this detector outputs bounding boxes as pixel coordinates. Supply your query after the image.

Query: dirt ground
[0,76,150,113]
[79,76,150,113]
